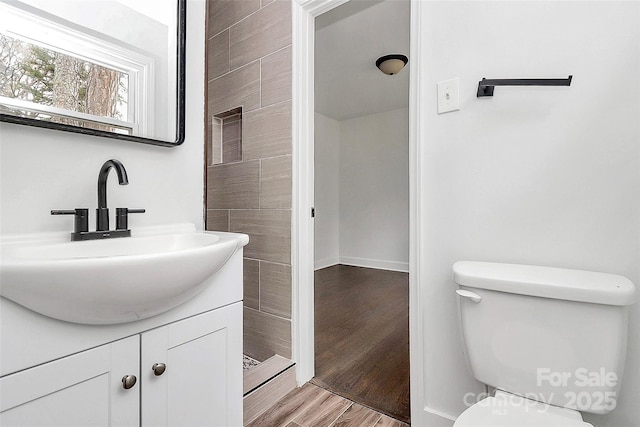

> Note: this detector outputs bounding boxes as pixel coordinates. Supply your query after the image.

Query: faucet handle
[116,208,146,230]
[51,209,89,234]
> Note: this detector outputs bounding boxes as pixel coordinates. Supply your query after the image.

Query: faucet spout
[97,159,128,231]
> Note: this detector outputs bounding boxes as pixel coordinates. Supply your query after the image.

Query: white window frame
[0,1,155,136]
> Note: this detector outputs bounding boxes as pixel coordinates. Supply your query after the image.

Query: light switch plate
[437,78,460,114]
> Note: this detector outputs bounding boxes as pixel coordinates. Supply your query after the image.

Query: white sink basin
[0,225,249,324]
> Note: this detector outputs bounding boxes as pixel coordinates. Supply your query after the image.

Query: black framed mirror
[0,0,186,147]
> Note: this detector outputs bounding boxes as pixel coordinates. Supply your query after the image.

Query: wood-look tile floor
[312,265,410,424]
[247,383,409,427]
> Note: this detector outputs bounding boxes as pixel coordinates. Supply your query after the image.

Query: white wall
[314,108,409,272]
[414,1,640,426]
[314,113,340,269]
[0,0,205,235]
[339,108,409,271]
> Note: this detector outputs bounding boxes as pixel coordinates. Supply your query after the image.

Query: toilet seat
[453,391,594,427]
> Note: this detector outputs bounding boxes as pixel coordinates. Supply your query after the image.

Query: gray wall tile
[206,209,229,231]
[244,258,260,310]
[208,0,260,38]
[209,61,260,115]
[244,307,292,360]
[208,29,229,80]
[206,0,293,361]
[260,261,291,319]
[261,46,291,107]
[261,155,291,209]
[208,161,260,209]
[229,0,291,70]
[243,102,291,160]
[230,210,291,264]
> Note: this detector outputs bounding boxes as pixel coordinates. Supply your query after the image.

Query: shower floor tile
[243,354,261,370]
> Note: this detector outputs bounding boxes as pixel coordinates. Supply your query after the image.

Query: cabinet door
[141,302,242,427]
[0,335,139,427]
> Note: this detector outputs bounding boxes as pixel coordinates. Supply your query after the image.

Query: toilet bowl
[454,391,593,427]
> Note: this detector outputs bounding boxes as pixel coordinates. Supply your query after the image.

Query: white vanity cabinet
[1,227,247,426]
[141,302,242,426]
[0,302,242,427]
[0,335,140,426]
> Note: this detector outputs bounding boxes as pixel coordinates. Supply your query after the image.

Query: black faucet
[51,159,145,241]
[97,159,129,231]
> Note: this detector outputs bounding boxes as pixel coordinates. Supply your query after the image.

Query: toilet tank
[453,261,636,415]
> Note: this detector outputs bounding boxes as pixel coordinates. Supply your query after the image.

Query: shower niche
[211,107,243,165]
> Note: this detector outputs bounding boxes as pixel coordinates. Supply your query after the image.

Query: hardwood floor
[247,383,409,427]
[312,265,410,424]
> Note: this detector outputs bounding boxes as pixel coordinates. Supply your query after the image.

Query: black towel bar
[477,75,572,97]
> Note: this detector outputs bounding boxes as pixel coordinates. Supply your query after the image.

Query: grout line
[210,0,275,39]
[259,158,263,209]
[208,24,230,40]
[212,152,291,167]
[246,258,291,268]
[208,14,290,79]
[257,153,292,162]
[261,43,291,62]
[258,98,291,109]
[225,2,286,75]
[228,0,275,34]
[209,158,250,167]
[259,57,263,108]
[226,208,291,212]
[208,58,261,84]
[243,258,292,271]
[244,306,291,322]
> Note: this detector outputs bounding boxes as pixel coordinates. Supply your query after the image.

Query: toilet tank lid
[453,261,637,306]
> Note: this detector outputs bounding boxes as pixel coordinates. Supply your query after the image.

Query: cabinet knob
[152,362,167,376]
[122,375,137,389]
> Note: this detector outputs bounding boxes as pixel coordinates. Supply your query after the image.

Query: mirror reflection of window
[0,33,131,133]
[0,0,162,137]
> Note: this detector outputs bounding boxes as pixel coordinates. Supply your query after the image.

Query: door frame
[291,0,426,423]
[291,0,348,388]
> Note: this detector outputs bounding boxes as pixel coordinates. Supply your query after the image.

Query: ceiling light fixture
[376,54,408,75]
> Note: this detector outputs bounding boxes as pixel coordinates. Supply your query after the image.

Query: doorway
[310,0,411,422]
[313,266,410,421]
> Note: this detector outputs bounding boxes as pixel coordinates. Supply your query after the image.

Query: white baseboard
[314,257,339,270]
[313,256,409,272]
[339,256,409,273]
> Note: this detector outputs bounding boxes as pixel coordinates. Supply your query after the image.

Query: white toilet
[452,261,637,426]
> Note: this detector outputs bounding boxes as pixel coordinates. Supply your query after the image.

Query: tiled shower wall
[206,0,292,361]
